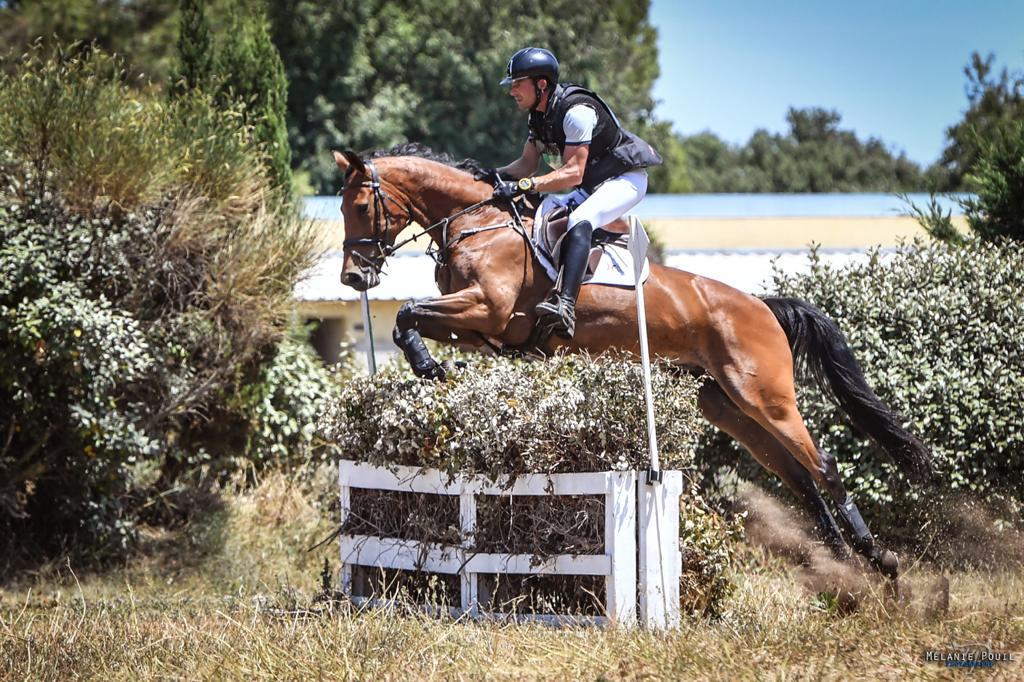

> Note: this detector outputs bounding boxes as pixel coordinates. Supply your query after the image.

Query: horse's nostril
[341,271,362,286]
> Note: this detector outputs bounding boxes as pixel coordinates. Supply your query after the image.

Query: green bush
[698,240,1024,536]
[238,332,352,469]
[904,122,1023,245]
[0,45,318,564]
[963,122,1024,242]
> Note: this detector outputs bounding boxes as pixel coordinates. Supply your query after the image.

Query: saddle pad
[531,220,650,288]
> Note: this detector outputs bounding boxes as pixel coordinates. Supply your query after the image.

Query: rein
[343,160,534,271]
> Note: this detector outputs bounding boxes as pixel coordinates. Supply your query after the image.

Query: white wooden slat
[339,460,622,496]
[460,491,478,614]
[339,460,456,494]
[481,471,621,497]
[604,470,638,626]
[340,535,610,576]
[638,470,683,629]
[341,535,464,574]
[338,463,353,594]
[348,596,610,628]
[463,553,609,576]
[469,612,609,628]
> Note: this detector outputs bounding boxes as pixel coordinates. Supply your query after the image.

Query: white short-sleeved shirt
[532,104,598,169]
[562,104,598,145]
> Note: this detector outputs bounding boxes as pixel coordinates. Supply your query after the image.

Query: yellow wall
[316,214,968,252]
[296,299,406,361]
[646,215,969,250]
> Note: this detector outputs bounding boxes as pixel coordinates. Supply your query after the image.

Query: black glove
[473,167,505,185]
[492,177,535,201]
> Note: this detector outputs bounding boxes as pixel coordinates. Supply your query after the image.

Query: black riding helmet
[501,47,559,112]
[500,47,559,86]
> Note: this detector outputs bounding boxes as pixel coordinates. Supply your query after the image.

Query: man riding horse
[478,47,663,339]
[331,51,931,582]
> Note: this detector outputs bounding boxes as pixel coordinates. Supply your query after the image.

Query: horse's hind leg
[816,446,900,578]
[713,362,900,579]
[698,382,848,557]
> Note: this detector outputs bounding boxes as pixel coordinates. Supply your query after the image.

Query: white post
[628,216,661,482]
[605,471,638,625]
[360,291,377,375]
[338,463,353,594]
[459,490,478,615]
[638,470,683,629]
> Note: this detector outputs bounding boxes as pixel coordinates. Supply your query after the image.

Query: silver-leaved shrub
[320,353,704,479]
[699,239,1024,537]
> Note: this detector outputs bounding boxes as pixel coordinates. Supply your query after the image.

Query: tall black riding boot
[535,220,593,339]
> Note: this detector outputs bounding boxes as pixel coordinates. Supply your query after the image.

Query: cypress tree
[175,0,214,94]
[216,2,293,193]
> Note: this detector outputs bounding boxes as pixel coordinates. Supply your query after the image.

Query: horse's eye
[356,204,369,215]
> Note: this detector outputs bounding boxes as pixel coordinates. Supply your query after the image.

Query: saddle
[532,206,631,277]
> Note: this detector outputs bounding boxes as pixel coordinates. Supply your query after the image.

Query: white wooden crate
[338,460,683,628]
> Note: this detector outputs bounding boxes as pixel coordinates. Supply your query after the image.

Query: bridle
[341,161,412,274]
[341,160,500,274]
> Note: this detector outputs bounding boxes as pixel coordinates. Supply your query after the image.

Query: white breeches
[537,169,648,230]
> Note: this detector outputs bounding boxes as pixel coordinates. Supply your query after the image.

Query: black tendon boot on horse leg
[818,448,900,580]
[535,220,593,339]
[393,302,446,380]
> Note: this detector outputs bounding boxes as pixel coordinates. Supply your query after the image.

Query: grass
[1,471,1022,680]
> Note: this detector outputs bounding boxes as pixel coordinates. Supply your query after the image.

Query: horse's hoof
[414,361,446,381]
[873,549,900,580]
[440,359,465,375]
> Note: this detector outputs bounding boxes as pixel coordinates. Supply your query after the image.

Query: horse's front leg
[392,285,509,379]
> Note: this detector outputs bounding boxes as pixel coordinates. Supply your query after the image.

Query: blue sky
[649,1,1024,166]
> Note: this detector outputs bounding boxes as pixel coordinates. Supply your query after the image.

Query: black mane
[363,142,483,175]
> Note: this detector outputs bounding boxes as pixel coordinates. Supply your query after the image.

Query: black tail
[762,296,932,484]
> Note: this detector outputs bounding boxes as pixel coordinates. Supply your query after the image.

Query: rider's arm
[497,141,541,179]
[532,144,588,193]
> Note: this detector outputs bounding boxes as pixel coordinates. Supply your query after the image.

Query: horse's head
[332,150,415,291]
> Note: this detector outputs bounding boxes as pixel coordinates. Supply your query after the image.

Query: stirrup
[534,293,577,339]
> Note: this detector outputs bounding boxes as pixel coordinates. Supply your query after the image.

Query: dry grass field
[2,473,1021,681]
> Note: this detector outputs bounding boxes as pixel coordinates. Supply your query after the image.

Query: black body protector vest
[528,83,663,193]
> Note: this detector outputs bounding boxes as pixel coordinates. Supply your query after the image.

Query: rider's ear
[333,149,366,176]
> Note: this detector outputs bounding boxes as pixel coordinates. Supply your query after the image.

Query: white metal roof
[294,253,441,302]
[294,249,885,302]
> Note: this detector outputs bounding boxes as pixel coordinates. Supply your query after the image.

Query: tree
[961,121,1024,242]
[1,1,180,82]
[2,0,688,194]
[936,53,1024,191]
[215,1,292,191]
[174,0,214,93]
[268,0,682,193]
[681,107,927,193]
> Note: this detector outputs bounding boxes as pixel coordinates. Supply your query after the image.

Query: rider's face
[508,77,537,111]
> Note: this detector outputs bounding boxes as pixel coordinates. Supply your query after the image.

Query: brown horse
[331,146,931,580]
